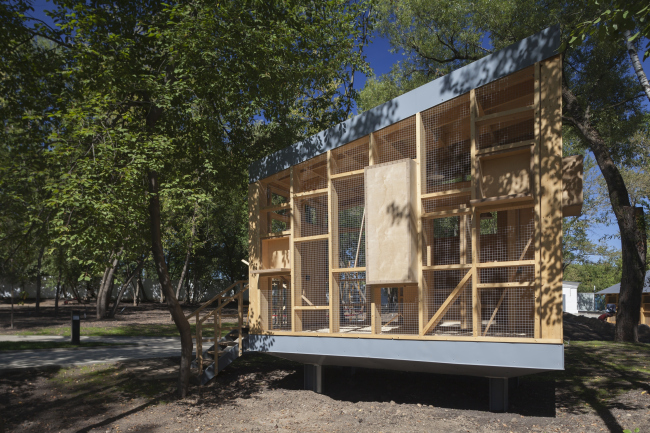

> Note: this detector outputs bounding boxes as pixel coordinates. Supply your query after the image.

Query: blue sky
[26,1,649,260]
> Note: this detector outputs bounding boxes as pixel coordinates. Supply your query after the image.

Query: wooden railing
[187,280,248,375]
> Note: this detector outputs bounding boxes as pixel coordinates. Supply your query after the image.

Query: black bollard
[71,310,81,345]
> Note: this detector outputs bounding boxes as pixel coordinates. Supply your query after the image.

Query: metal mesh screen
[294,240,329,307]
[335,271,370,333]
[475,66,534,116]
[479,208,534,263]
[479,266,535,285]
[480,287,535,338]
[374,116,417,164]
[378,287,419,335]
[422,216,472,266]
[269,277,291,331]
[421,95,471,194]
[423,270,473,336]
[331,137,369,174]
[333,177,365,268]
[302,310,330,333]
[296,195,328,238]
[296,154,328,192]
[266,209,290,235]
[477,114,535,150]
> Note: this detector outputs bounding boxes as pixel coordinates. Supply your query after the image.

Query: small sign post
[71,310,81,345]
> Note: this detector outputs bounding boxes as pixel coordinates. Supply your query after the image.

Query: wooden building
[598,271,650,325]
[245,26,582,412]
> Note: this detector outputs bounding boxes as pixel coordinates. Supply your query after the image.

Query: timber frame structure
[245,26,582,410]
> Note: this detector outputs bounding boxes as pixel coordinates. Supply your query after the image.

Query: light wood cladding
[262,237,290,270]
[479,150,531,199]
[365,159,419,285]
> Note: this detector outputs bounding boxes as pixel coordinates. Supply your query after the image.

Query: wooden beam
[290,167,301,332]
[330,169,365,180]
[422,264,473,271]
[422,208,472,218]
[261,203,291,213]
[328,150,340,333]
[416,111,426,334]
[421,188,472,200]
[470,193,534,207]
[331,267,367,273]
[294,305,329,310]
[533,61,542,339]
[475,104,534,125]
[477,282,535,288]
[476,260,535,268]
[540,55,564,341]
[293,188,328,199]
[421,269,473,335]
[470,88,481,337]
[293,233,329,243]
[476,139,535,156]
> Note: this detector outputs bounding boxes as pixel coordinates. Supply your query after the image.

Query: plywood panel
[480,151,531,199]
[562,154,583,217]
[262,237,290,269]
[365,159,418,285]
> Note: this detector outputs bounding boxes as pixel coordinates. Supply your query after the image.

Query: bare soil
[1,307,649,432]
[0,300,241,335]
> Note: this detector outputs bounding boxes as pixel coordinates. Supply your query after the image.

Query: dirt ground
[0,300,241,334]
[1,306,650,432]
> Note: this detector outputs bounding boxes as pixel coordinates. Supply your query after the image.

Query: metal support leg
[304,364,323,393]
[489,377,509,412]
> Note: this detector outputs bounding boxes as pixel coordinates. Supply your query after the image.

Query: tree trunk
[133,279,139,306]
[109,259,145,318]
[148,170,193,399]
[10,283,14,329]
[176,207,197,300]
[137,275,149,302]
[624,30,650,103]
[96,249,122,319]
[562,84,648,342]
[54,266,63,316]
[35,246,44,314]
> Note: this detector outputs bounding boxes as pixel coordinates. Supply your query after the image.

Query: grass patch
[0,341,132,351]
[17,323,238,338]
[48,361,174,401]
[528,341,650,412]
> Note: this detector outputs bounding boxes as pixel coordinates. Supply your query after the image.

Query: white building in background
[562,281,579,314]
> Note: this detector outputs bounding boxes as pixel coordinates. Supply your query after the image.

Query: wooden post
[416,111,427,334]
[328,151,340,333]
[470,88,481,336]
[248,182,262,333]
[290,167,302,332]
[533,62,542,339]
[460,214,468,329]
[371,286,382,334]
[539,56,563,341]
[238,292,244,356]
[507,210,518,332]
[196,316,203,375]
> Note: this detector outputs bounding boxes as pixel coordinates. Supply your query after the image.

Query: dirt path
[1,350,649,433]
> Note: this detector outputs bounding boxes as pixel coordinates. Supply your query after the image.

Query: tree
[358,0,648,342]
[27,0,371,398]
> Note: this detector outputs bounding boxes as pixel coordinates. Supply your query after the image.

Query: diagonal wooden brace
[421,269,473,336]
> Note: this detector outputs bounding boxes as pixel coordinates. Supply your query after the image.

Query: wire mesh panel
[269,278,291,331]
[475,66,535,116]
[265,209,290,235]
[479,208,534,263]
[479,266,535,285]
[378,287,419,335]
[423,270,473,336]
[480,287,535,338]
[422,216,472,266]
[331,137,369,174]
[477,115,535,150]
[421,95,471,194]
[295,154,328,192]
[333,177,365,268]
[374,116,417,164]
[302,310,330,333]
[334,271,370,333]
[295,195,328,238]
[294,240,329,307]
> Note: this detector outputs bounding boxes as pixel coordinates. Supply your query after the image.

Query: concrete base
[304,364,322,393]
[489,378,508,412]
